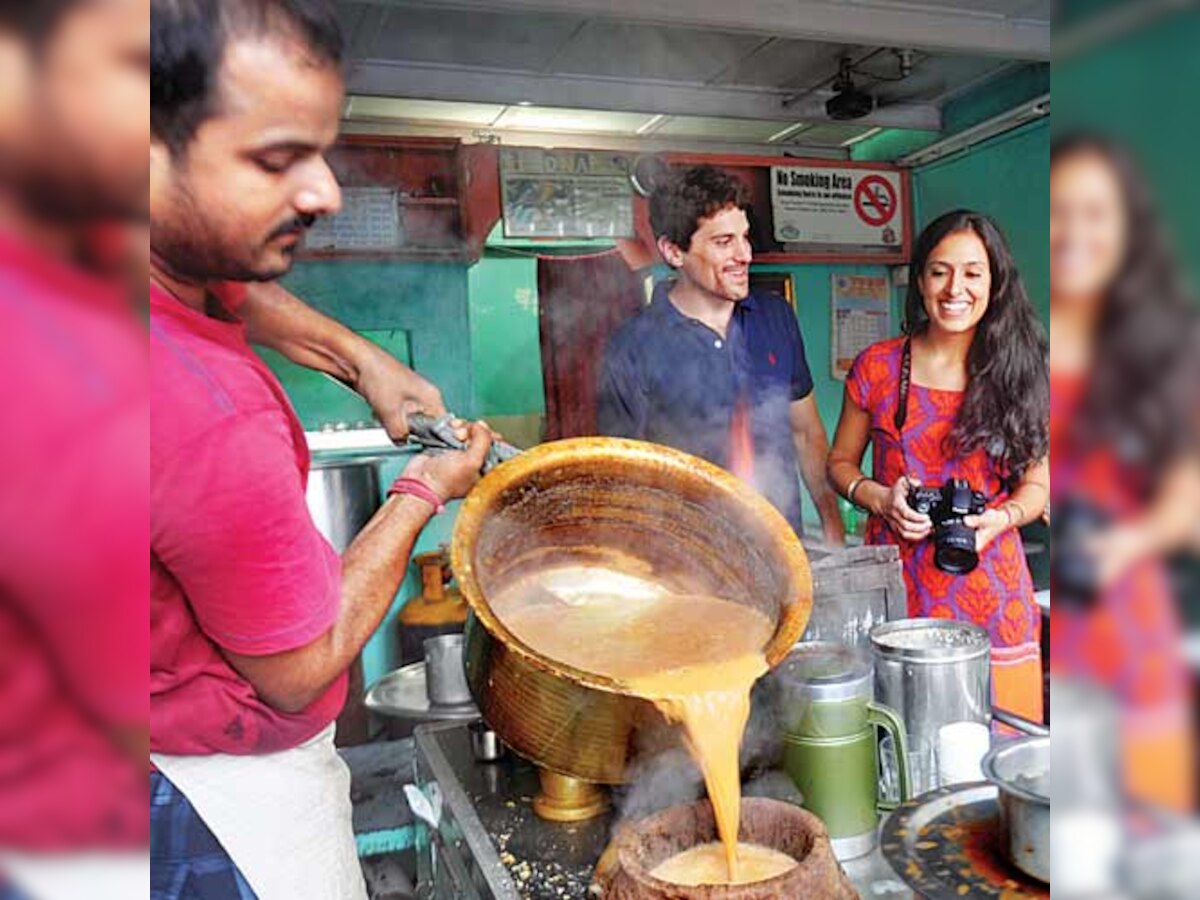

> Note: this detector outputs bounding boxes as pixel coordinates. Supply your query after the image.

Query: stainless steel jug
[869,618,990,794]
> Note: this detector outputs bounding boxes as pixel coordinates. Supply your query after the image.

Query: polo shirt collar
[652,279,758,323]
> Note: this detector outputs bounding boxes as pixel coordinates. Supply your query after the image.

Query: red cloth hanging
[537,250,646,440]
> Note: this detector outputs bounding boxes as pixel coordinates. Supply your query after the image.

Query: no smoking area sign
[854,175,897,227]
[770,165,906,248]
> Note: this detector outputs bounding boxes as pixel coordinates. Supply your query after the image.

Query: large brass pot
[451,438,812,785]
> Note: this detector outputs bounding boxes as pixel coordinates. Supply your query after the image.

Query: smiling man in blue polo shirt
[598,165,844,544]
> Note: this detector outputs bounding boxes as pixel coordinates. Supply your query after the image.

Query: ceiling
[335,0,1052,156]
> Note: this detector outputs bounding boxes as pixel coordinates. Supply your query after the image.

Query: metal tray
[881,782,1049,899]
[366,662,480,721]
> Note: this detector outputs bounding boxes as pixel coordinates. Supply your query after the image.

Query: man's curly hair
[649,165,750,251]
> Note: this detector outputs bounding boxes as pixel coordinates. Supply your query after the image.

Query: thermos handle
[867,700,911,811]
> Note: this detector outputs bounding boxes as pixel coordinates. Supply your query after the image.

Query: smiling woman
[828,210,1050,723]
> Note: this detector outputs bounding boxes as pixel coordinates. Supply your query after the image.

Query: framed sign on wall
[770,165,905,250]
[500,148,635,239]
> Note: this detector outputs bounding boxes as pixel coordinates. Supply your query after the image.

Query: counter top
[410,721,913,899]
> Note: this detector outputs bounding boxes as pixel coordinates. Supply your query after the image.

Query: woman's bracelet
[846,475,869,509]
[1001,499,1027,529]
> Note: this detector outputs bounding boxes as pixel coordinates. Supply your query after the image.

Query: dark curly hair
[650,165,750,251]
[1051,133,1199,478]
[904,209,1049,482]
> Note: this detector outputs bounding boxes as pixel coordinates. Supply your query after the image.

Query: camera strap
[893,338,917,479]
[895,337,913,434]
[894,336,1001,503]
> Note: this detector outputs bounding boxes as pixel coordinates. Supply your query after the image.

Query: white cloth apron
[151,723,367,900]
[0,851,147,900]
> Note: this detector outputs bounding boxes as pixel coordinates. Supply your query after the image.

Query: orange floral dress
[1050,371,1193,811]
[849,337,1043,722]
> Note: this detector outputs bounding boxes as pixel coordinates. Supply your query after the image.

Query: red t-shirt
[0,230,148,849]
[150,281,346,756]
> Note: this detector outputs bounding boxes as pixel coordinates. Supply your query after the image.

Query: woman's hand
[1082,523,1152,592]
[964,508,1013,554]
[881,476,933,542]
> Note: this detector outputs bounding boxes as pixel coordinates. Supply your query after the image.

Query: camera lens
[934,519,979,574]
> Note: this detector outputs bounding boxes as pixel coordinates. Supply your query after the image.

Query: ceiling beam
[362,0,1051,61]
[346,61,943,130]
[339,118,851,159]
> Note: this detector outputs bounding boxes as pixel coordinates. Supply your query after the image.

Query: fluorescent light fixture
[841,126,882,147]
[898,93,1049,168]
[636,114,667,135]
[493,105,654,133]
[345,96,505,126]
[767,122,808,143]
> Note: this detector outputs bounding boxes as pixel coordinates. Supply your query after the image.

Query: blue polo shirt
[597,281,814,533]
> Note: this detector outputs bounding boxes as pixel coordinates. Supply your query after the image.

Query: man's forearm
[227,494,433,714]
[794,433,845,540]
[801,460,845,539]
[240,281,374,385]
[240,281,446,438]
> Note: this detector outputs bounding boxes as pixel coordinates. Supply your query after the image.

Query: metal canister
[776,642,910,861]
[870,619,990,794]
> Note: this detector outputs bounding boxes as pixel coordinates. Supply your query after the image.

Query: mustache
[268,214,317,241]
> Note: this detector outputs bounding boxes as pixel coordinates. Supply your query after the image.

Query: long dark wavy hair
[904,210,1049,482]
[1051,134,1199,478]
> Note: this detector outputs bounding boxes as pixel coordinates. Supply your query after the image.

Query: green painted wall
[910,119,1050,322]
[1052,10,1200,284]
[467,253,544,419]
[271,260,475,426]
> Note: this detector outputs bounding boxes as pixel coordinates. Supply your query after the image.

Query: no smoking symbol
[854,175,897,227]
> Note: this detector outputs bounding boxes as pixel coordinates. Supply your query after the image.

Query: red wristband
[387,477,446,514]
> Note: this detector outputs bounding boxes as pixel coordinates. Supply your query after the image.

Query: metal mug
[423,634,472,707]
[776,642,911,860]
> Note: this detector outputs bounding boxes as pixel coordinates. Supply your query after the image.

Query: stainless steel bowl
[982,735,1050,883]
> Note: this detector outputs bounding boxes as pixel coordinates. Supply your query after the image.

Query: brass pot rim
[450,437,812,695]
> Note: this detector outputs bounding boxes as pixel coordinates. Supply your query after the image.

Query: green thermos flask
[776,642,910,861]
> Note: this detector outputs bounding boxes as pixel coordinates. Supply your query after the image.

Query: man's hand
[401,422,494,502]
[354,346,447,441]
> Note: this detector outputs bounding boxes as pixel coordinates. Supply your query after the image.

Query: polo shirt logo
[768,352,777,366]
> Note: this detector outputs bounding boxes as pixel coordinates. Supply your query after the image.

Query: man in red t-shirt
[149,2,491,897]
[1,2,151,898]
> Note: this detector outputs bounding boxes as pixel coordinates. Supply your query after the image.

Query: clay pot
[597,797,858,899]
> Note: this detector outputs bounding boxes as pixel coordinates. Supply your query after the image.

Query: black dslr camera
[907,479,988,574]
[1050,496,1110,610]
